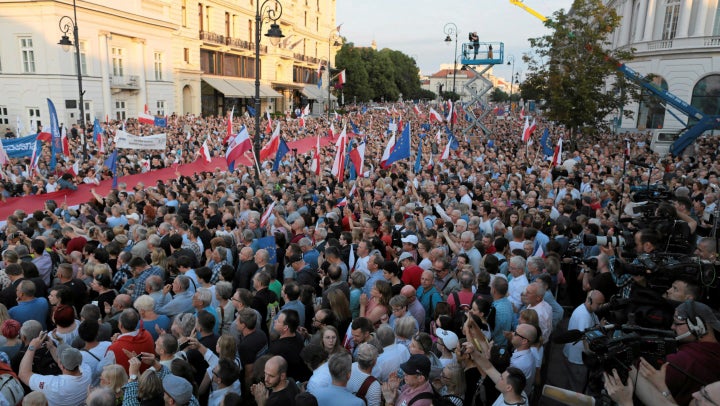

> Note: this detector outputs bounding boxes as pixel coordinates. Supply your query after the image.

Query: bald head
[515,323,537,348]
[400,285,417,302]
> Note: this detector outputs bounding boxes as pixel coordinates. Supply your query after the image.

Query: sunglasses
[513,330,529,341]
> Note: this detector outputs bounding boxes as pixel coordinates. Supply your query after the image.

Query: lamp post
[57,0,86,160]
[507,55,515,101]
[327,32,341,121]
[254,0,284,179]
[443,22,458,136]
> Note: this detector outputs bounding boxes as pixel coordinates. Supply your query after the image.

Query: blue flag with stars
[540,128,553,157]
[272,137,290,172]
[385,123,411,166]
[247,106,256,117]
[413,143,423,174]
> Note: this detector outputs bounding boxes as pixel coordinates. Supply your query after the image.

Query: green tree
[490,87,509,103]
[525,0,637,134]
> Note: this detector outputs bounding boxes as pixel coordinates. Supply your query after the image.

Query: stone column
[635,0,649,42]
[692,0,713,36]
[620,0,635,45]
[98,32,112,119]
[134,38,147,112]
[642,0,657,41]
[676,0,694,38]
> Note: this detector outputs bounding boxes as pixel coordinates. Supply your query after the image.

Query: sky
[336,0,574,84]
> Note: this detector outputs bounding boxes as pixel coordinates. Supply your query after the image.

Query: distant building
[421,64,509,102]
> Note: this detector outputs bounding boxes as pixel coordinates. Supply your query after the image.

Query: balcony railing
[227,37,252,51]
[200,31,268,53]
[200,31,225,45]
[293,53,322,65]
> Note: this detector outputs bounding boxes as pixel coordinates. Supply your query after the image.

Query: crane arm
[509,0,548,22]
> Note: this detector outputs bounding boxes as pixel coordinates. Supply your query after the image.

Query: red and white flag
[225,126,252,166]
[29,141,39,176]
[521,117,536,143]
[519,106,525,120]
[260,201,276,227]
[446,101,456,124]
[97,132,105,155]
[311,133,321,175]
[336,70,346,87]
[265,111,273,134]
[439,141,451,162]
[380,133,396,169]
[223,107,235,144]
[259,123,281,162]
[200,140,212,163]
[435,129,443,142]
[412,105,422,117]
[138,112,155,126]
[60,125,70,157]
[551,137,563,167]
[0,138,9,166]
[349,140,366,177]
[299,105,310,128]
[67,161,80,177]
[429,107,444,123]
[331,125,348,179]
[144,104,150,115]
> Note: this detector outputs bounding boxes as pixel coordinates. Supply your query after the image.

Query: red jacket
[108,328,155,374]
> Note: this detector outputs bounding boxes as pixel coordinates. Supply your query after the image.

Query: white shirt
[354,255,370,277]
[306,362,332,394]
[527,300,553,343]
[563,303,598,364]
[418,257,432,271]
[80,341,113,387]
[459,194,473,208]
[510,349,535,395]
[492,393,528,406]
[372,344,410,382]
[28,364,92,406]
[508,274,529,311]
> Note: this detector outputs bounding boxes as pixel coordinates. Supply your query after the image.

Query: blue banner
[1,134,40,158]
[256,236,277,265]
[154,117,167,127]
[47,99,61,170]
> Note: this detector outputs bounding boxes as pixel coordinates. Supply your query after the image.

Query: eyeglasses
[699,386,720,406]
[231,297,241,304]
[513,330,529,341]
[672,321,688,327]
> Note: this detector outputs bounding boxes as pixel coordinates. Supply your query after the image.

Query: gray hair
[376,324,396,347]
[509,255,526,271]
[526,256,544,272]
[215,281,233,301]
[87,388,116,406]
[20,320,42,341]
[328,352,353,382]
[147,234,161,247]
[195,288,212,307]
[133,295,155,312]
[394,316,418,339]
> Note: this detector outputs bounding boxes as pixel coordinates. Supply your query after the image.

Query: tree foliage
[335,43,424,103]
[525,0,638,133]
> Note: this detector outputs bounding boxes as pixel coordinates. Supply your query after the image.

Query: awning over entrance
[301,85,337,101]
[202,77,281,98]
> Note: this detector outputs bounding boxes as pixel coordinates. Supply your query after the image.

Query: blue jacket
[9,297,49,330]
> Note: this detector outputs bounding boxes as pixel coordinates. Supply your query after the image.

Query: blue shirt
[491,296,513,346]
[157,290,194,317]
[9,297,49,330]
[312,384,364,406]
[363,270,386,297]
[138,315,171,340]
[274,300,305,328]
[416,286,442,323]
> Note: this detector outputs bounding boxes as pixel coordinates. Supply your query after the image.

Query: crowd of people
[0,99,718,406]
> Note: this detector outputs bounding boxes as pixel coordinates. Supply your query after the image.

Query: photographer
[601,228,661,299]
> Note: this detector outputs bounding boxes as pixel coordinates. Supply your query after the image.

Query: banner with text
[114,130,167,150]
[1,134,40,158]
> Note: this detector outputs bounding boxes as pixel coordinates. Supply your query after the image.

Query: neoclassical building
[609,0,720,131]
[0,0,337,132]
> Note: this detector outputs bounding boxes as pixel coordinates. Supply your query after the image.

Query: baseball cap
[675,300,720,332]
[162,374,193,405]
[398,252,414,262]
[400,354,431,378]
[435,328,459,350]
[126,213,140,221]
[401,235,418,245]
[57,344,82,371]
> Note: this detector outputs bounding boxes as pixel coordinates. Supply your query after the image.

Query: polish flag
[435,129,443,142]
[349,140,366,177]
[200,140,212,163]
[331,125,348,179]
[521,117,537,143]
[519,106,525,120]
[413,104,424,118]
[311,133,321,175]
[260,201,276,227]
[337,184,356,208]
[144,104,150,115]
[551,137,563,167]
[67,161,80,177]
[336,70,346,87]
[29,141,39,176]
[225,126,252,167]
[439,141,451,162]
[0,138,9,166]
[223,107,234,144]
[429,107,444,123]
[445,101,456,124]
[328,123,336,141]
[138,112,155,126]
[60,125,70,157]
[380,133,396,169]
[299,105,310,128]
[97,132,105,155]
[259,123,281,161]
[265,111,273,134]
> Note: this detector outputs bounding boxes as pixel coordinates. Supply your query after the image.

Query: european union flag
[154,117,167,127]
[104,149,119,189]
[272,137,290,172]
[445,126,459,150]
[256,236,277,265]
[540,128,553,156]
[385,123,411,166]
[247,106,256,117]
[413,143,423,174]
[420,124,431,131]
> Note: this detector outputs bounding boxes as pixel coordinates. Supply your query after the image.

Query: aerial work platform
[460,42,504,136]
[460,42,504,66]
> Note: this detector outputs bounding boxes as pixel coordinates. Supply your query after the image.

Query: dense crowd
[0,101,718,406]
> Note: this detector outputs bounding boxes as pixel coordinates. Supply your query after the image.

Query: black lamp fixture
[57,0,86,160]
[443,22,458,135]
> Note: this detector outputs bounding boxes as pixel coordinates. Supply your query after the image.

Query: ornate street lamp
[58,0,86,160]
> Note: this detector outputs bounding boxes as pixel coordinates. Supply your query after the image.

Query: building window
[661,0,680,40]
[199,3,204,32]
[28,107,41,132]
[84,101,93,124]
[115,100,126,120]
[225,12,230,37]
[77,41,88,75]
[637,75,668,129]
[156,100,166,116]
[184,48,190,63]
[0,106,8,125]
[19,37,35,73]
[182,0,187,27]
[690,74,720,125]
[232,15,238,37]
[205,6,211,32]
[249,19,253,42]
[714,6,720,35]
[304,11,307,27]
[154,52,163,80]
[112,47,124,77]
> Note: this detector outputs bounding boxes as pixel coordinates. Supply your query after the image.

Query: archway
[637,75,668,129]
[182,85,193,114]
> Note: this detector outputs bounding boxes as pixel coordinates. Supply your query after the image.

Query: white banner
[114,130,167,150]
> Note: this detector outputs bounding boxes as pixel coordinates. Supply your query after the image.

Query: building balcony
[625,35,720,55]
[200,30,225,46]
[200,31,268,53]
[110,75,140,90]
[293,53,322,65]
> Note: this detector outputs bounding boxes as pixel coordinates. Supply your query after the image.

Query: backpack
[354,375,377,406]
[408,389,461,406]
[391,226,405,248]
[0,362,24,406]
[451,291,479,332]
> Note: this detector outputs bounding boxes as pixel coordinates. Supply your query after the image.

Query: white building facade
[609,0,720,131]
